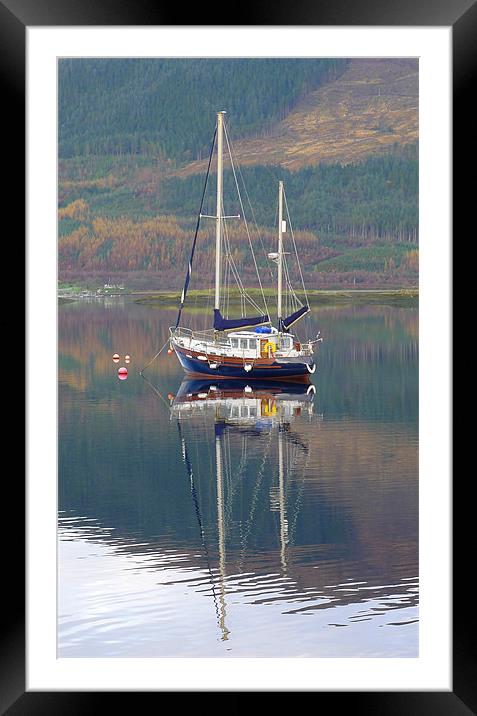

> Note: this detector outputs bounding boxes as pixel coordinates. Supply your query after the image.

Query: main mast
[278,180,284,329]
[215,111,226,311]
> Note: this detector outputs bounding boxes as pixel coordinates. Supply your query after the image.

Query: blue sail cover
[279,305,310,332]
[214,309,270,332]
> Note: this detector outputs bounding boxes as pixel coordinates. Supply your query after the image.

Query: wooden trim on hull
[173,344,312,379]
[174,343,277,367]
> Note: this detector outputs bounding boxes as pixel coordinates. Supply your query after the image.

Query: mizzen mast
[214,111,225,311]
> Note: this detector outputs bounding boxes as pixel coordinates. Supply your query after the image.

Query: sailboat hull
[174,344,313,379]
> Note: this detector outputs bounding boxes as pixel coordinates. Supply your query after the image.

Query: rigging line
[222,227,263,314]
[224,432,236,532]
[283,227,302,306]
[289,470,306,546]
[176,420,222,631]
[221,188,262,313]
[204,289,210,331]
[228,137,275,285]
[263,161,290,290]
[224,125,270,318]
[220,210,267,316]
[288,441,312,546]
[272,199,279,280]
[222,235,243,309]
[224,248,230,318]
[283,190,309,306]
[221,223,230,318]
[282,235,306,327]
[203,248,213,331]
[201,410,216,504]
[174,125,217,330]
[283,252,302,308]
[227,234,235,319]
[224,425,251,522]
[239,431,274,568]
[224,443,249,525]
[222,217,242,306]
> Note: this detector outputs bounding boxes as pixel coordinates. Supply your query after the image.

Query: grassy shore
[134,287,418,308]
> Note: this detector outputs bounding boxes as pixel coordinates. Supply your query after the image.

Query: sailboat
[169,111,321,380]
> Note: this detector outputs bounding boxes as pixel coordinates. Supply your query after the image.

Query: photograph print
[58,57,419,658]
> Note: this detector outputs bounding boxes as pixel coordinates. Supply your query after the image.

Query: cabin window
[248,338,257,350]
[281,336,292,350]
[240,338,248,349]
[230,338,238,348]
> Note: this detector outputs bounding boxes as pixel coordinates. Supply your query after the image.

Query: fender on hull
[175,349,313,379]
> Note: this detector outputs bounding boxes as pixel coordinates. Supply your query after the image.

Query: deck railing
[170,326,232,351]
[170,325,315,357]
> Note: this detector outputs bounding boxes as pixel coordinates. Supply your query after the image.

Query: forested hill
[58,58,419,290]
[59,58,347,162]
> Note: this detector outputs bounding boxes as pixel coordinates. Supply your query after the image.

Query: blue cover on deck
[279,305,310,332]
[213,309,270,331]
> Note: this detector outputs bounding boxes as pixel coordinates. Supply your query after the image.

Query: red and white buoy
[167,347,174,355]
[112,353,120,363]
[118,366,128,380]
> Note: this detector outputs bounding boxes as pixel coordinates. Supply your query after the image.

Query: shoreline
[133,288,418,308]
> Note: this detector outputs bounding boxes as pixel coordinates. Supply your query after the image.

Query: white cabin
[172,326,307,361]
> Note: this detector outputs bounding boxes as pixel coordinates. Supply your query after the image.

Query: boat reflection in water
[168,378,320,641]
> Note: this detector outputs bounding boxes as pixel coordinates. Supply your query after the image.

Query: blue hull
[175,378,315,399]
[175,350,313,379]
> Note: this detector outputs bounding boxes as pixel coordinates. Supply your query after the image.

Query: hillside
[58,58,419,290]
[59,58,347,161]
[175,59,418,175]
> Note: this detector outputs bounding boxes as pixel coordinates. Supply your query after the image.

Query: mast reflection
[170,378,319,642]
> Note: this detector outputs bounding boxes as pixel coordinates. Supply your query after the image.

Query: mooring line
[139,371,172,411]
[139,336,170,374]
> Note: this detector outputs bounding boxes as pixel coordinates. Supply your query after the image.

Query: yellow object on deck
[261,340,276,358]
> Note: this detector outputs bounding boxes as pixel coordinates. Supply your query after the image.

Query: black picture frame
[6,0,462,711]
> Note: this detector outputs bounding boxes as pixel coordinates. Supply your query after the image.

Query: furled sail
[278,305,309,332]
[213,309,270,332]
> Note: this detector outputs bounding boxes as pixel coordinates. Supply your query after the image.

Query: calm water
[58,297,418,657]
